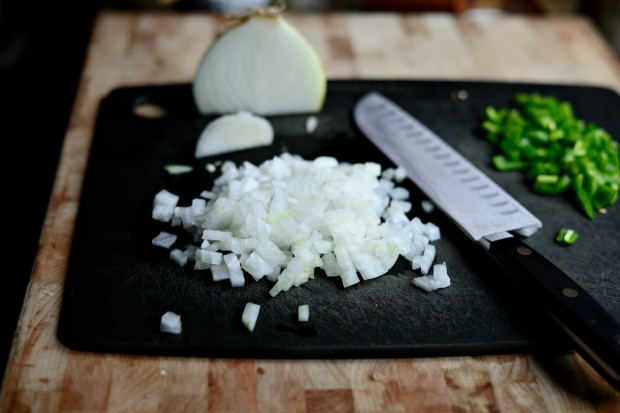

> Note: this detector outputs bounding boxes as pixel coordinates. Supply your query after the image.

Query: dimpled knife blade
[353,91,541,241]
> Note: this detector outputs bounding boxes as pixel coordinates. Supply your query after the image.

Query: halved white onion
[192,15,326,116]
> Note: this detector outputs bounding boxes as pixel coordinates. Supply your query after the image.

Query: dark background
[0,0,101,385]
[0,0,618,388]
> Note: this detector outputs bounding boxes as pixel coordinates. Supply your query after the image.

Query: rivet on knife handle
[487,235,620,388]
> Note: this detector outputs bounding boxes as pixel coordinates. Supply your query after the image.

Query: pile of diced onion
[152,152,451,296]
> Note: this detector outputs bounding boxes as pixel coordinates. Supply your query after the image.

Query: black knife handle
[488,236,620,390]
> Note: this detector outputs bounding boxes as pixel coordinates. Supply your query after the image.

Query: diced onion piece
[424,222,441,241]
[154,189,180,206]
[298,304,310,322]
[421,199,435,213]
[195,111,274,158]
[164,164,194,175]
[196,249,223,265]
[411,244,435,275]
[393,167,407,182]
[152,231,177,249]
[242,302,261,332]
[224,253,245,287]
[211,263,229,281]
[192,15,326,116]
[160,311,182,334]
[152,189,180,223]
[412,262,451,292]
[170,249,188,267]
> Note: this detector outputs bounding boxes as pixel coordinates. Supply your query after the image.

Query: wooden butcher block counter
[3,9,620,413]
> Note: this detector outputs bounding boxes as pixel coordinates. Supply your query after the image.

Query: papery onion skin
[192,15,327,116]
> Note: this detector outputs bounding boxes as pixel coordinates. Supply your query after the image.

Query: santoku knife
[353,91,620,390]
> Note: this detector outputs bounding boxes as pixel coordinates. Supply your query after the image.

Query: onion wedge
[195,111,274,158]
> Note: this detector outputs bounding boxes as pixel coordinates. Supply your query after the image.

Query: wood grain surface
[2,10,620,413]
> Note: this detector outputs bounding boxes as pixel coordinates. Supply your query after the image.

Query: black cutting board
[58,80,620,358]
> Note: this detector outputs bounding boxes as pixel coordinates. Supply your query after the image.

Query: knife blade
[353,91,620,390]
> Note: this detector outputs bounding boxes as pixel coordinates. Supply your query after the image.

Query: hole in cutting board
[133,95,169,119]
[134,102,168,119]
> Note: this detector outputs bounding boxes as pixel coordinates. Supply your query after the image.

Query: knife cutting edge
[353,91,620,390]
